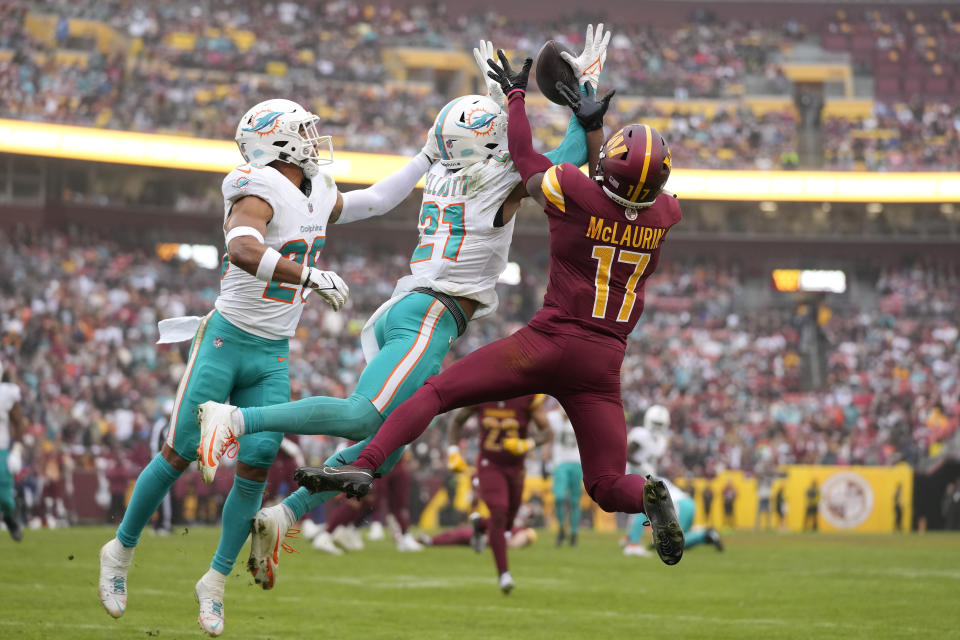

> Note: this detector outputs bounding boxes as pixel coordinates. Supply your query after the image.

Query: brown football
[535,40,579,105]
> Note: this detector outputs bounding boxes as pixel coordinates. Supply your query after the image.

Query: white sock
[231,408,245,436]
[201,568,228,591]
[110,538,135,565]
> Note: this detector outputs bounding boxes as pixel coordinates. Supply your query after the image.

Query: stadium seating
[2,228,956,521]
[1,1,957,169]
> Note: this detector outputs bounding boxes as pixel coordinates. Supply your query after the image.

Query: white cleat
[98,538,133,618]
[623,543,652,557]
[367,520,385,541]
[248,505,295,590]
[195,576,226,637]
[196,401,239,484]
[312,530,343,555]
[301,519,322,541]
[396,532,424,552]
[499,571,515,595]
[332,525,364,552]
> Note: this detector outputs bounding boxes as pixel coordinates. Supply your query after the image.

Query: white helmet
[432,95,506,170]
[235,98,333,179]
[643,404,670,434]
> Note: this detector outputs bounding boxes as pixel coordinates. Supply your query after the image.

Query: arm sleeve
[543,113,587,168]
[505,91,554,184]
[335,153,432,224]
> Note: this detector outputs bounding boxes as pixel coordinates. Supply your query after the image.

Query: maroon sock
[589,473,647,514]
[429,527,474,546]
[487,510,509,575]
[324,501,360,533]
[354,384,444,471]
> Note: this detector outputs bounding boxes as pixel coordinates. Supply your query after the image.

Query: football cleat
[3,514,22,542]
[623,543,651,557]
[247,505,299,590]
[332,525,364,552]
[195,576,225,637]
[294,464,373,499]
[396,532,424,552]
[312,530,343,555]
[367,521,386,541]
[98,538,133,618]
[642,476,684,566]
[569,532,578,547]
[706,527,724,551]
[196,401,239,484]
[555,527,566,547]
[499,571,515,595]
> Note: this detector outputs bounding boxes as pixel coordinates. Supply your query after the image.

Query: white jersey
[0,382,21,450]
[626,426,668,476]
[215,164,337,339]
[549,411,581,465]
[396,153,521,319]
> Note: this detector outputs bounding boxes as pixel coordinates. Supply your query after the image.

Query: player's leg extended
[210,353,289,578]
[0,449,19,540]
[102,313,234,618]
[348,327,555,475]
[560,388,683,565]
[478,466,512,583]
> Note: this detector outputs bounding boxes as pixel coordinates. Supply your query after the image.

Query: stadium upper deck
[2,1,959,170]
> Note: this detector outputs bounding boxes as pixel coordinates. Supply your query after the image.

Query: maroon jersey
[529,163,682,345]
[476,394,546,467]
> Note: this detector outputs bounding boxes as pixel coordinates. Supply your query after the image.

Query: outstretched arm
[331,132,439,224]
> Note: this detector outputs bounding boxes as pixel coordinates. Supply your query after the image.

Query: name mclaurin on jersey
[585,216,666,250]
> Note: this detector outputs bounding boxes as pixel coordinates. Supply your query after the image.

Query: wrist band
[255,247,282,281]
[507,88,526,100]
[447,445,460,456]
[225,225,264,245]
[299,264,311,285]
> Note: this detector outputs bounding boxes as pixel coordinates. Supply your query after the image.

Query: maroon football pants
[354,326,646,514]
[478,463,524,574]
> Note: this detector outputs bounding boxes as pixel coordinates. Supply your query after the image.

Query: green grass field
[2,526,959,639]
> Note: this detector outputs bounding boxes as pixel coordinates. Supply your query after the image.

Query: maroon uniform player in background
[446,394,550,592]
[297,50,685,567]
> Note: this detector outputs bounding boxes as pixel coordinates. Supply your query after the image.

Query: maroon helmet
[596,124,671,209]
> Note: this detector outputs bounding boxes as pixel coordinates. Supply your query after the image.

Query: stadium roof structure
[2,118,959,204]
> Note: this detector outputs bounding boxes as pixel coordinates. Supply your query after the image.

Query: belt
[413,287,468,337]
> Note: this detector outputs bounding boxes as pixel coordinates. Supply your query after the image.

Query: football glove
[447,446,468,472]
[502,437,535,456]
[473,40,506,105]
[560,23,611,91]
[301,267,349,311]
[556,82,615,132]
[486,49,532,97]
[420,127,441,163]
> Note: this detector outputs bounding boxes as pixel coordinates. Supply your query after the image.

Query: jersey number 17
[590,245,651,322]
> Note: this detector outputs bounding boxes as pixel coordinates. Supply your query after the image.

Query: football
[535,40,579,105]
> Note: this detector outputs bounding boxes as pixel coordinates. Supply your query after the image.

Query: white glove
[301,267,349,311]
[420,127,441,163]
[473,39,506,105]
[561,23,611,90]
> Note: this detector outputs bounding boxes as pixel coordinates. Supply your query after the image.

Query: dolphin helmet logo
[242,110,285,137]
[456,108,499,136]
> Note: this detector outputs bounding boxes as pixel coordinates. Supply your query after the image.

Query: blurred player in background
[0,361,26,541]
[195,25,607,592]
[301,44,687,567]
[447,394,550,592]
[624,405,722,556]
[420,512,538,551]
[547,408,583,547]
[98,97,438,636]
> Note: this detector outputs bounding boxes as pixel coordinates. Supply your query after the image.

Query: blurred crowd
[1,2,956,169]
[1,228,957,527]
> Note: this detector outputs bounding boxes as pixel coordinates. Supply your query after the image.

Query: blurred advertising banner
[680,465,913,533]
